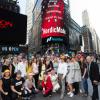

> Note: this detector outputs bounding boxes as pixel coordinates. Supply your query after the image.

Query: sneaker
[69,93,74,98]
[84,93,88,97]
[49,94,52,97]
[53,90,56,93]
[67,92,71,95]
[60,94,64,100]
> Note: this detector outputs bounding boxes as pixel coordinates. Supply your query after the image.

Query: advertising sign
[0,8,27,45]
[41,0,65,38]
[42,36,68,44]
[0,46,28,54]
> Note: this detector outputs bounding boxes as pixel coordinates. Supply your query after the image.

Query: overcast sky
[70,0,100,38]
[18,0,100,38]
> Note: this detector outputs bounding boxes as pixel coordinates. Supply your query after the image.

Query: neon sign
[2,47,19,52]
[0,19,13,29]
[41,0,65,38]
[0,8,27,45]
[46,37,63,43]
[42,27,66,34]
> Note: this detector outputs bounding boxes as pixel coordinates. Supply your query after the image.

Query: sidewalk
[31,93,91,100]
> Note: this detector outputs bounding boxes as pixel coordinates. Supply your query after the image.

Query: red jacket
[42,76,53,94]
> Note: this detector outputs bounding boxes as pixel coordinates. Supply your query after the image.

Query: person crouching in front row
[42,72,53,97]
[11,70,25,100]
[23,72,38,99]
[50,70,60,92]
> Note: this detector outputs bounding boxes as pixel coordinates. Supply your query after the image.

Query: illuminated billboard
[0,8,27,45]
[41,0,65,38]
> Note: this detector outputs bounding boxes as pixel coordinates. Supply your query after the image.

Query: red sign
[0,19,13,29]
[41,0,65,38]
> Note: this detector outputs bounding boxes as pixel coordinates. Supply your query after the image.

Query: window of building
[48,19,50,22]
[51,7,54,10]
[54,18,57,22]
[56,13,59,16]
[54,2,56,5]
[58,7,60,10]
[50,13,52,16]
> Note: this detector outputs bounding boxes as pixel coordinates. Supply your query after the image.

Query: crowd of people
[0,53,100,100]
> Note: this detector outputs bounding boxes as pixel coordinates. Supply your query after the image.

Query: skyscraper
[82,10,100,53]
[82,10,90,27]
[28,0,42,52]
[25,0,35,44]
[26,0,34,33]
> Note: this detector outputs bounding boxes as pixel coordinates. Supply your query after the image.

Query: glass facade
[28,0,42,53]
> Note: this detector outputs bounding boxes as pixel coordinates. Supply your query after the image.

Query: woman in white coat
[66,57,75,97]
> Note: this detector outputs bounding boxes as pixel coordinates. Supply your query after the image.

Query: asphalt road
[33,81,100,100]
[33,63,100,100]
[32,93,91,100]
[0,84,99,100]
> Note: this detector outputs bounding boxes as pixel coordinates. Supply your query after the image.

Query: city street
[32,85,100,100]
[0,1,100,100]
[33,63,100,100]
[32,93,91,100]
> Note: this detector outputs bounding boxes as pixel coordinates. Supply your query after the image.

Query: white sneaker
[60,94,64,100]
[67,92,71,95]
[69,93,74,97]
[53,90,56,93]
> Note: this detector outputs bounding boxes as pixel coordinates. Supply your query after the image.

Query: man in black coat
[87,56,99,100]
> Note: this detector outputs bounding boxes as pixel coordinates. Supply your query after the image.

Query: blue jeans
[83,78,88,94]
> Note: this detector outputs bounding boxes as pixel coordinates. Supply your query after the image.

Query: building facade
[82,10,90,28]
[28,0,42,53]
[29,0,82,54]
[90,28,100,54]
[81,26,93,53]
[69,18,82,51]
[0,0,27,53]
[82,10,100,54]
[41,0,67,54]
[26,0,34,33]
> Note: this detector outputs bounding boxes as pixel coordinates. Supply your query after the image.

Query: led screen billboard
[41,0,65,38]
[0,8,27,45]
